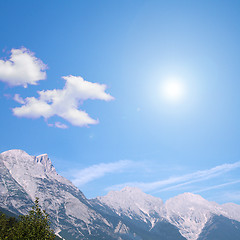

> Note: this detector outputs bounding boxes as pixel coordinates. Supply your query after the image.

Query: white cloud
[13,94,25,104]
[194,180,240,194]
[54,122,68,129]
[106,161,240,193]
[13,75,114,127]
[0,48,47,87]
[71,160,133,187]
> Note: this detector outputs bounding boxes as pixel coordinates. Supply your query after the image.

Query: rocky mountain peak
[1,149,30,158]
[1,149,240,240]
[35,153,55,173]
[95,186,164,221]
[120,186,144,193]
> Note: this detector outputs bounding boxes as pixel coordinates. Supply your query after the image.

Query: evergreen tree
[13,198,55,240]
[0,212,18,239]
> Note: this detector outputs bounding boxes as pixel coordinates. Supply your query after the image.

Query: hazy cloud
[194,180,240,194]
[54,122,68,129]
[13,94,25,104]
[0,48,47,87]
[13,75,114,127]
[71,160,133,187]
[106,161,240,193]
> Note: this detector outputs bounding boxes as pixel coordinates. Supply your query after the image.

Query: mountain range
[0,149,240,240]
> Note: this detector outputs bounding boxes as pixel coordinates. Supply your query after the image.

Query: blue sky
[1,0,240,204]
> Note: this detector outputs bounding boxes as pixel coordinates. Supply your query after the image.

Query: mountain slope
[164,193,222,240]
[93,189,240,240]
[93,186,164,221]
[197,215,240,240]
[91,187,186,240]
[164,193,240,240]
[1,149,240,240]
[0,153,33,215]
[0,150,116,239]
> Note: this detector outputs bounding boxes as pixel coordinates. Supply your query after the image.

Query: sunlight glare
[161,79,185,102]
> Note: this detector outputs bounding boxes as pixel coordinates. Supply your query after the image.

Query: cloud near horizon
[194,180,240,194]
[0,48,47,87]
[71,160,134,187]
[105,161,240,193]
[13,75,114,127]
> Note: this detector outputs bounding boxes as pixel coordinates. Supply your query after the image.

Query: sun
[161,79,185,102]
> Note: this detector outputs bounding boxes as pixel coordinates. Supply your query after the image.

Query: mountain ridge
[1,149,240,240]
[92,187,240,240]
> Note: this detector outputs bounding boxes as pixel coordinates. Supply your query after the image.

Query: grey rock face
[1,149,240,240]
[0,150,115,239]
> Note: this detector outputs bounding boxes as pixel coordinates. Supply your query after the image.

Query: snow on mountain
[1,149,240,240]
[96,186,164,218]
[92,187,185,240]
[164,193,240,240]
[114,221,130,234]
[164,193,221,240]
[94,189,240,240]
[221,202,240,222]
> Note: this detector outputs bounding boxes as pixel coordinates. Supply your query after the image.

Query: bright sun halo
[161,79,185,102]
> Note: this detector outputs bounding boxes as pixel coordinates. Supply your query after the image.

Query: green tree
[13,198,55,240]
[0,212,18,239]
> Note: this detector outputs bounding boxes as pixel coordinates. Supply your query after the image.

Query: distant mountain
[1,149,240,240]
[91,187,185,240]
[91,188,240,240]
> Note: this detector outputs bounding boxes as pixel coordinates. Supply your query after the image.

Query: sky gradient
[1,0,240,204]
